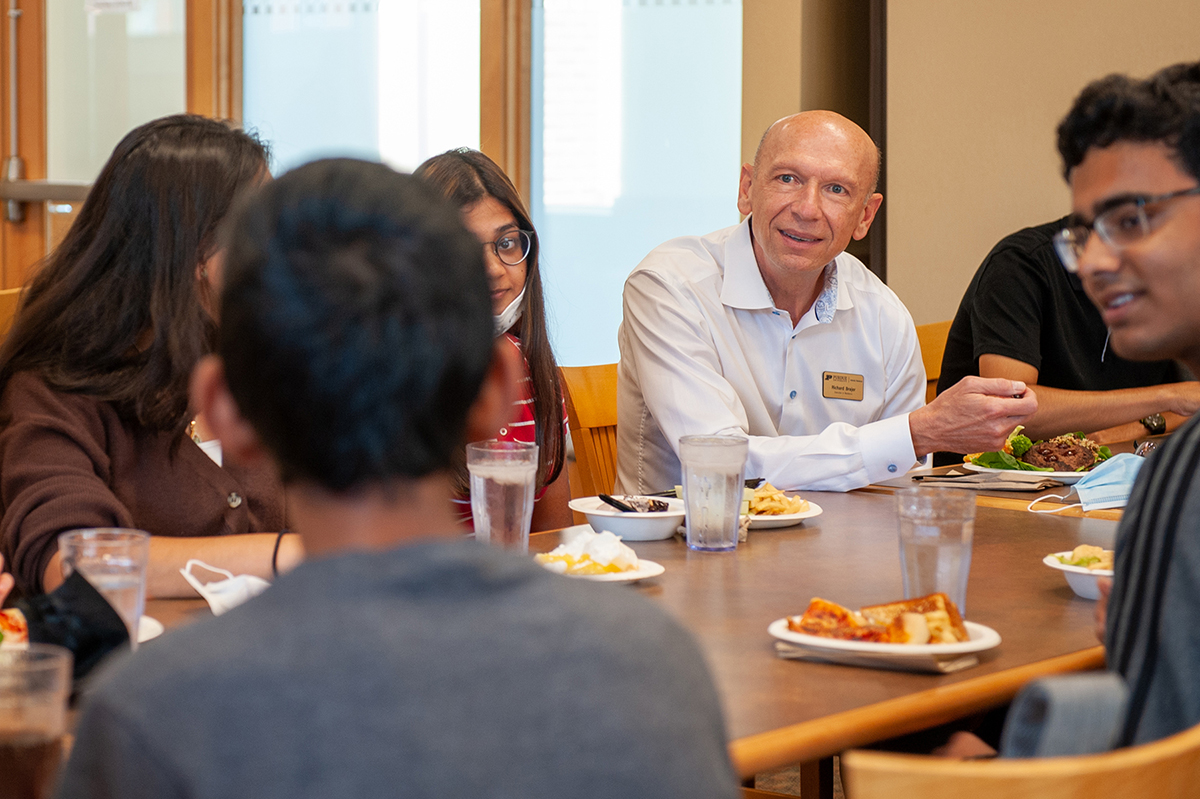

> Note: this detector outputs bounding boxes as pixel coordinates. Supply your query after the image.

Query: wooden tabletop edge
[727,646,1106,777]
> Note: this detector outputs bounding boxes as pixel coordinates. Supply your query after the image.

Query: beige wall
[887,0,1200,325]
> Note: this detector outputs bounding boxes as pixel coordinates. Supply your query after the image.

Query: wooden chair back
[559,364,618,498]
[841,721,1200,799]
[0,287,22,339]
[916,320,953,403]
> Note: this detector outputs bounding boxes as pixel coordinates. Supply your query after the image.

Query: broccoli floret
[1010,435,1034,458]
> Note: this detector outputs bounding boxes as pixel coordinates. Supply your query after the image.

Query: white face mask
[180,559,271,616]
[493,286,527,337]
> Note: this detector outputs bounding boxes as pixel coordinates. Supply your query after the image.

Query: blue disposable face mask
[1074,453,1144,511]
[1026,452,1145,514]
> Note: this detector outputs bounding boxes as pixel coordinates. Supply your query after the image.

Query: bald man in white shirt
[616,111,1037,493]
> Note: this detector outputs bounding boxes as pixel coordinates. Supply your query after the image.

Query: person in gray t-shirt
[57,158,738,799]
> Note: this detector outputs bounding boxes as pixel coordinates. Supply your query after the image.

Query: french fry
[748,482,809,516]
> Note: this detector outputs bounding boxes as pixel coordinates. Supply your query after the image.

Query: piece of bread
[860,593,968,643]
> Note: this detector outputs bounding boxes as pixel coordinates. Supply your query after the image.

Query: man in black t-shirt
[935,216,1199,464]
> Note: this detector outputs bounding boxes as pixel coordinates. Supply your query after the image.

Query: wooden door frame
[480,0,531,203]
[0,0,235,289]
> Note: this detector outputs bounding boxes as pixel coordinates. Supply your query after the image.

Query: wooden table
[147,489,1115,782]
[536,490,1114,779]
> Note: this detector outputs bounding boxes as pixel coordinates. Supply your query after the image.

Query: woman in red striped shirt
[416,150,571,531]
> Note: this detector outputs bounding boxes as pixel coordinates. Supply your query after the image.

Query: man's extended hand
[909,376,1038,458]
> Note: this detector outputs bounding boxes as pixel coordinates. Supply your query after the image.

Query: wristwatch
[1140,413,1166,436]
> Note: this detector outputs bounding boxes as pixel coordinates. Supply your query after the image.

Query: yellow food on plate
[535,530,639,575]
[749,482,810,516]
[1057,544,1114,571]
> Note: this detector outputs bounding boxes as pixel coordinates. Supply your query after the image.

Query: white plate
[138,615,164,643]
[540,558,665,583]
[747,501,824,529]
[767,618,1001,673]
[1043,552,1113,600]
[963,462,1085,485]
[1,614,163,649]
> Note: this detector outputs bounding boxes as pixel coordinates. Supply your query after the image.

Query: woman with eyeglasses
[415,149,571,531]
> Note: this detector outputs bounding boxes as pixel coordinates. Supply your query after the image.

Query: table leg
[799,757,834,799]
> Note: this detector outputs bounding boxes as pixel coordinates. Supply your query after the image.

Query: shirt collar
[720,217,851,323]
[720,218,776,310]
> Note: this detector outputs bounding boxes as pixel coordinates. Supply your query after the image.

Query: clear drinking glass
[896,488,976,614]
[0,644,72,799]
[58,528,150,648]
[467,440,538,553]
[680,435,748,552]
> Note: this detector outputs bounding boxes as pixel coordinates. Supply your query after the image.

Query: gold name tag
[822,371,864,401]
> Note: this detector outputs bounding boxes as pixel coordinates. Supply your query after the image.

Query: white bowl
[568,496,685,541]
[1043,552,1113,600]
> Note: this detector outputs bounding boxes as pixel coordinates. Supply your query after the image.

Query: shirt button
[227,492,243,509]
[887,464,898,473]
[789,391,797,399]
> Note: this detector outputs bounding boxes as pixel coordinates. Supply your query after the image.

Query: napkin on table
[912,470,1065,492]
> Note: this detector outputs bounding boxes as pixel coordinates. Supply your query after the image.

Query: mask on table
[1026,452,1145,514]
[180,559,271,616]
[1073,453,1145,512]
[493,286,526,337]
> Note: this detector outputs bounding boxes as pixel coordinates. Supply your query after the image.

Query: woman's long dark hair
[415,148,565,492]
[0,115,268,437]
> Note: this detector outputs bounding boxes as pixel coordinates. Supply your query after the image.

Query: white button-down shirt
[616,219,924,493]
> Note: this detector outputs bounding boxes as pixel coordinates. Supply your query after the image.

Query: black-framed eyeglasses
[483,230,534,266]
[1053,185,1200,273]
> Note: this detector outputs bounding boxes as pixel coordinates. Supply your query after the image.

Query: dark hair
[218,158,493,491]
[0,114,268,435]
[1057,61,1200,181]
[414,149,565,492]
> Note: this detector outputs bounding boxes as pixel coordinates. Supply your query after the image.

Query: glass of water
[895,488,976,614]
[57,529,150,649]
[467,440,538,553]
[679,435,748,552]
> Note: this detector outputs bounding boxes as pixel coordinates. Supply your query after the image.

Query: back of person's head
[219,158,493,492]
[1057,60,1200,181]
[0,114,268,431]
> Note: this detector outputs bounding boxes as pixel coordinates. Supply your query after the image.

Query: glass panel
[46,0,187,182]
[242,0,480,174]
[532,0,742,367]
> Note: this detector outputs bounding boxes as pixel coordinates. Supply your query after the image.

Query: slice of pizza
[0,607,28,645]
[788,597,891,642]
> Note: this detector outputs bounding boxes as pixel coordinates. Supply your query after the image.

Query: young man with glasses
[1060,61,1200,746]
[934,213,1198,466]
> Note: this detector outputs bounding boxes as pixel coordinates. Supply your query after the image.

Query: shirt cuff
[859,413,919,483]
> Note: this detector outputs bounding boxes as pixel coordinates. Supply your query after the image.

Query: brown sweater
[0,372,285,595]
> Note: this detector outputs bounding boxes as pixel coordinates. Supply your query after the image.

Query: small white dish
[138,615,164,643]
[747,501,823,529]
[557,559,666,583]
[767,618,1001,673]
[963,463,1084,485]
[568,496,685,541]
[1043,552,1113,600]
[1,614,163,648]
